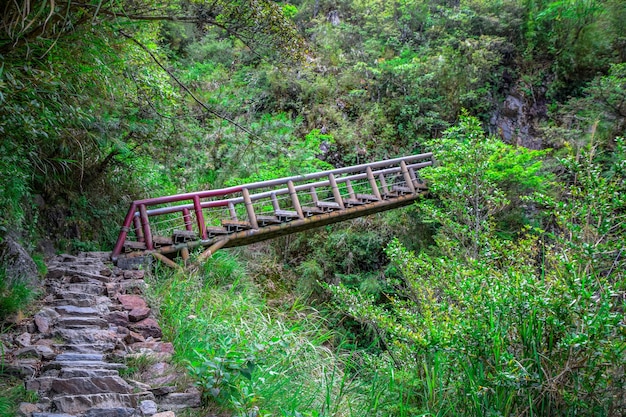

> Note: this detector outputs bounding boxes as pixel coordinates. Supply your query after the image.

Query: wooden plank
[343,198,366,207]
[392,185,413,194]
[124,241,147,251]
[301,206,325,215]
[172,230,198,243]
[221,220,252,232]
[257,215,281,225]
[356,193,380,202]
[207,226,229,237]
[153,236,173,246]
[316,201,341,212]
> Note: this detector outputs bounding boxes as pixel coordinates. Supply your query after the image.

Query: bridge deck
[111,153,432,262]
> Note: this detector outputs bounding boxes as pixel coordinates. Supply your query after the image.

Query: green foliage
[0,268,36,323]
[326,118,625,415]
[419,115,549,259]
[149,252,393,416]
[0,378,37,417]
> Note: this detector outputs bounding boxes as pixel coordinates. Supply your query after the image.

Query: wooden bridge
[111,153,433,264]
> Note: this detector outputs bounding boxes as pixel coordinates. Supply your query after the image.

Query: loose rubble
[2,252,200,417]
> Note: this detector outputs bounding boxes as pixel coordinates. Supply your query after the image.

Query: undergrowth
[147,252,398,417]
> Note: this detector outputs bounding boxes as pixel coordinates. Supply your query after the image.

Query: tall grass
[147,252,393,416]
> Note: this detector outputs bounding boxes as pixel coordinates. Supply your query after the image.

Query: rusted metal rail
[111,153,433,263]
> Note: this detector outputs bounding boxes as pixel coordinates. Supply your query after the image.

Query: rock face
[489,89,548,150]
[0,233,40,287]
[2,252,200,417]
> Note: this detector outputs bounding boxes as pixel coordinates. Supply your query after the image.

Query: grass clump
[148,252,387,417]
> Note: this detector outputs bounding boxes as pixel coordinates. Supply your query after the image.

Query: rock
[124,270,145,280]
[32,413,75,417]
[56,352,104,361]
[118,294,147,311]
[153,412,176,417]
[44,360,126,371]
[159,392,201,410]
[130,318,162,339]
[0,234,40,287]
[150,385,176,396]
[125,331,146,344]
[139,399,158,416]
[58,368,119,378]
[50,376,132,395]
[34,308,60,333]
[129,307,151,322]
[128,379,152,392]
[108,311,130,326]
[16,402,39,417]
[16,332,32,347]
[56,316,109,329]
[4,359,38,378]
[83,408,137,417]
[52,393,137,414]
[100,268,112,276]
[54,305,100,316]
[15,345,55,360]
[55,327,119,344]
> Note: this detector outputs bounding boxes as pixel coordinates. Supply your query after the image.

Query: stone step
[27,375,131,396]
[56,353,105,361]
[82,408,137,417]
[54,342,116,353]
[59,376,132,396]
[56,316,109,329]
[55,328,119,344]
[54,305,101,316]
[49,295,96,307]
[58,368,121,379]
[59,283,106,295]
[52,393,138,414]
[43,360,126,372]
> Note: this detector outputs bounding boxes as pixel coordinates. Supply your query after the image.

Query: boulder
[0,234,40,287]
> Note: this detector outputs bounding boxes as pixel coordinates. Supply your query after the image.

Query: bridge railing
[111,152,433,260]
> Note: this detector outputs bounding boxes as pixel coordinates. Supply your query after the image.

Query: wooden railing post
[378,173,390,196]
[366,167,382,200]
[242,188,259,229]
[328,174,345,209]
[228,202,238,220]
[310,187,319,204]
[288,180,304,219]
[271,192,280,212]
[182,208,193,231]
[345,180,356,199]
[133,215,144,242]
[139,204,154,250]
[400,161,416,193]
[193,195,207,240]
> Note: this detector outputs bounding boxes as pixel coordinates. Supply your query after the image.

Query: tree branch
[118,30,259,139]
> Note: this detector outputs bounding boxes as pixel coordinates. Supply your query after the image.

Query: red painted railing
[111,153,433,260]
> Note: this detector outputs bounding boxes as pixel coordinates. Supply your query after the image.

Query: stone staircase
[3,252,200,417]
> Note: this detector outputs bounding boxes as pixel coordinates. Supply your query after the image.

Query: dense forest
[1,0,625,415]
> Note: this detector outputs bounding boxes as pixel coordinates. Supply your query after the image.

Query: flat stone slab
[54,342,116,353]
[59,368,120,378]
[56,353,104,361]
[55,328,119,344]
[33,413,76,417]
[53,393,138,414]
[50,376,132,395]
[83,408,137,417]
[56,316,109,329]
[54,305,100,316]
[44,360,126,371]
[61,283,106,295]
